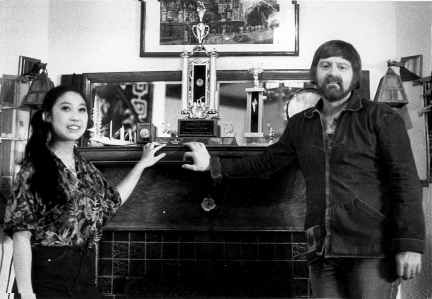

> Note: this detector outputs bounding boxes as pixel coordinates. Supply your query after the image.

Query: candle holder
[179,2,219,138]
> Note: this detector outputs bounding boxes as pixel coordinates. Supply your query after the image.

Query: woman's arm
[12,231,36,298]
[116,142,166,206]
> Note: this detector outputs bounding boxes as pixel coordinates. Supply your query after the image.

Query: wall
[1,0,430,177]
[1,0,431,298]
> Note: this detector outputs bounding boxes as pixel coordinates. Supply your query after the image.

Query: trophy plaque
[178,119,218,137]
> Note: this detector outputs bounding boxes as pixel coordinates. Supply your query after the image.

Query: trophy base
[244,132,264,138]
[155,136,237,147]
[178,119,218,137]
[244,132,267,146]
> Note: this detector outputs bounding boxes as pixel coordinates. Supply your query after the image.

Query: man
[182,40,425,299]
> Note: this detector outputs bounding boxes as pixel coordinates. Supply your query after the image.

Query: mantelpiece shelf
[79,145,306,232]
[78,145,267,165]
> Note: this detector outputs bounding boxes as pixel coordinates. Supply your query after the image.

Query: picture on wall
[18,56,41,76]
[140,0,299,57]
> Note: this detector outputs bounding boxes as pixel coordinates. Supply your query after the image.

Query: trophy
[179,2,219,138]
[244,68,267,143]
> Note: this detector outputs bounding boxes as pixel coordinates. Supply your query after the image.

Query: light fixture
[21,63,54,108]
[374,60,409,108]
[387,55,423,81]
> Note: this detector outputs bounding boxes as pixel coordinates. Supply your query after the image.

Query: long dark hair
[309,40,362,89]
[24,86,91,206]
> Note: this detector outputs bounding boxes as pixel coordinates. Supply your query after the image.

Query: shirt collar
[304,90,363,118]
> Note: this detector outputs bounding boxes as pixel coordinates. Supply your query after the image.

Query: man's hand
[395,251,422,280]
[182,142,211,171]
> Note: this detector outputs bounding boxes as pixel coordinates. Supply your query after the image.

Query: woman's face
[45,91,88,142]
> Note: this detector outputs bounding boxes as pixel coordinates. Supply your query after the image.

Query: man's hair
[309,40,362,89]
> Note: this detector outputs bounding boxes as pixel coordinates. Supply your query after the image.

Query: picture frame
[18,56,41,76]
[140,0,299,57]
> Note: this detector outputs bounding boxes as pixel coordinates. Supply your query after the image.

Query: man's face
[315,56,354,102]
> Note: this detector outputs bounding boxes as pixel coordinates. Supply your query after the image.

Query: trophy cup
[179,2,220,140]
[244,68,267,144]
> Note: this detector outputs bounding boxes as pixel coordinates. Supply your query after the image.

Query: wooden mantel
[79,145,306,232]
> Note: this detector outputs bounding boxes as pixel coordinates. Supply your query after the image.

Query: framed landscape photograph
[140,0,299,57]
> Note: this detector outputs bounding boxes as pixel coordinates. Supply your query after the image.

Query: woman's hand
[117,142,166,205]
[139,142,166,169]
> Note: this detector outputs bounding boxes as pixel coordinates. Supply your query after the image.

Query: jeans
[31,245,101,299]
[309,258,401,299]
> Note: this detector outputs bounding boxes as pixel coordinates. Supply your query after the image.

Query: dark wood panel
[80,146,306,231]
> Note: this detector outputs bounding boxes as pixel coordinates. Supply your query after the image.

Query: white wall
[1,0,428,177]
[1,0,431,297]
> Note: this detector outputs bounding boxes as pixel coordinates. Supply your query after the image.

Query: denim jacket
[211,92,425,260]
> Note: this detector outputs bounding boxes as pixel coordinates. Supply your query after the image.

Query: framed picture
[18,56,41,76]
[140,0,299,57]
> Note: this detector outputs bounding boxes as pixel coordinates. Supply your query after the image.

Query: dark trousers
[31,245,101,299]
[309,257,401,299]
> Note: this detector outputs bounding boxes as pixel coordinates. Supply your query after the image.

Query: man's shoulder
[359,98,398,115]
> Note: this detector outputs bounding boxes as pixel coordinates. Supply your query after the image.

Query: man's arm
[374,106,425,278]
[182,123,299,180]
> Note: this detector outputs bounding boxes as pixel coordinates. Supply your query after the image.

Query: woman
[3,86,165,298]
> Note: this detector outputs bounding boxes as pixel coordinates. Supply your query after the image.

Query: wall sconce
[21,63,54,108]
[374,60,410,108]
[388,55,423,81]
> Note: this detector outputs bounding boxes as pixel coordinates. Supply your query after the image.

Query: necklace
[62,158,77,175]
[47,146,77,175]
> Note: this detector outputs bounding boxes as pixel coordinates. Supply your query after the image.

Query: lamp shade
[373,67,408,108]
[22,70,54,108]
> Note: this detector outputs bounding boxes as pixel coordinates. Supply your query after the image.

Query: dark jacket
[211,91,425,260]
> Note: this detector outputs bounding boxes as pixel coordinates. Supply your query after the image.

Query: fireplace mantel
[79,145,306,232]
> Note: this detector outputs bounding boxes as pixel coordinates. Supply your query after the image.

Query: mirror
[82,70,311,146]
[81,70,370,146]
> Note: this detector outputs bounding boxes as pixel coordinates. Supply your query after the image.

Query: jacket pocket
[327,197,390,256]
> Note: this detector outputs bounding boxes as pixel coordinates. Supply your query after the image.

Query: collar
[304,90,363,118]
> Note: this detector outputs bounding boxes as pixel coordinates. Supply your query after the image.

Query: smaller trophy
[244,68,267,143]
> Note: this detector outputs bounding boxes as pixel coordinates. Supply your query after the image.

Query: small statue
[225,122,235,136]
[249,67,264,88]
[268,124,274,145]
[196,1,206,21]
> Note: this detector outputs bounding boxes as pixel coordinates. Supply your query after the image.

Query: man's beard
[317,75,353,102]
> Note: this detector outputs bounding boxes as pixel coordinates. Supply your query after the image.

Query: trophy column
[244,68,267,144]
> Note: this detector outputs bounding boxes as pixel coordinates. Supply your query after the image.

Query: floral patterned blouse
[3,150,122,248]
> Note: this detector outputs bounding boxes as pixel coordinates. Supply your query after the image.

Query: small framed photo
[140,0,299,57]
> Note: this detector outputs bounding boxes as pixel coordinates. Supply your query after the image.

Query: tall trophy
[179,2,219,139]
